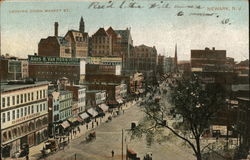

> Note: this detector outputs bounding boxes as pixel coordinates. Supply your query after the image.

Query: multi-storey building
[232,60,249,97]
[86,90,106,109]
[130,73,144,95]
[66,85,86,114]
[91,28,112,57]
[1,81,49,158]
[86,56,122,66]
[115,28,133,72]
[115,83,127,104]
[191,47,235,92]
[48,91,60,136]
[236,97,250,159]
[38,18,89,58]
[0,56,29,81]
[64,29,89,58]
[58,91,73,122]
[47,90,73,136]
[127,45,157,73]
[106,27,122,57]
[28,55,86,84]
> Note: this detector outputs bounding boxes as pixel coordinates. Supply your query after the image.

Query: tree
[132,74,226,160]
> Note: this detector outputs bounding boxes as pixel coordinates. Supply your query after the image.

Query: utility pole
[122,129,124,160]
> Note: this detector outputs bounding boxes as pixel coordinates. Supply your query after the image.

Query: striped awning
[79,112,89,120]
[98,104,109,112]
[61,121,70,129]
[87,108,98,117]
[67,117,78,123]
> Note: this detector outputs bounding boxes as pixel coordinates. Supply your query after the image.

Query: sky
[0,0,249,62]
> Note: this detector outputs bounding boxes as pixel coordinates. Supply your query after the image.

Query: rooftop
[1,81,49,92]
[86,90,105,93]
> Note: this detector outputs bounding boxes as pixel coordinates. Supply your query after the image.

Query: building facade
[28,55,85,84]
[86,90,106,110]
[66,85,86,114]
[191,47,235,92]
[125,45,157,73]
[1,81,49,158]
[91,28,112,57]
[236,97,250,159]
[38,18,89,58]
[0,56,29,81]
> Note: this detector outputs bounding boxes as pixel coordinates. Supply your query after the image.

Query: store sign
[28,55,80,65]
[12,112,40,125]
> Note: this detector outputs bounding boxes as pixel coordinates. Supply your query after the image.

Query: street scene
[0,0,249,160]
[40,100,195,160]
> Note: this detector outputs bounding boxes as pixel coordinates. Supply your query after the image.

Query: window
[40,90,42,99]
[2,98,5,107]
[17,95,19,104]
[31,105,34,114]
[21,108,23,117]
[12,96,15,106]
[37,105,39,112]
[36,91,39,100]
[24,94,27,102]
[28,93,30,101]
[12,110,15,120]
[2,113,6,123]
[43,90,46,98]
[17,109,20,118]
[28,106,30,115]
[31,92,34,101]
[65,49,70,53]
[43,103,45,111]
[7,97,10,106]
[21,94,23,103]
[7,112,10,121]
[40,104,42,111]
[24,107,27,116]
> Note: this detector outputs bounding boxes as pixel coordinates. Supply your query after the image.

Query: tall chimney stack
[54,22,58,37]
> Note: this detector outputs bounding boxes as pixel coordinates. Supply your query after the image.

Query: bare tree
[132,75,226,160]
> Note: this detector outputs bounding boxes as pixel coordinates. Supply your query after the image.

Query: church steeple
[79,16,85,33]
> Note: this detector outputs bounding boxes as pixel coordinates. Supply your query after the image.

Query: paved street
[38,101,195,160]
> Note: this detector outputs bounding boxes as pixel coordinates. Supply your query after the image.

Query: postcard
[0,0,249,160]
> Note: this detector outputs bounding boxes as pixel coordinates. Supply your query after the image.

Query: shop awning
[117,99,123,104]
[79,112,89,120]
[87,108,98,117]
[61,121,70,129]
[98,104,109,112]
[67,117,78,123]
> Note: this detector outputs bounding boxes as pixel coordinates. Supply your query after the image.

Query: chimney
[212,47,215,50]
[54,22,58,37]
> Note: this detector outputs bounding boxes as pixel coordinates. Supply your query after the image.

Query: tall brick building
[191,47,235,92]
[28,55,86,84]
[38,17,89,58]
[90,27,123,57]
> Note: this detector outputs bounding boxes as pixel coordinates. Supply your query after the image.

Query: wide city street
[38,100,195,160]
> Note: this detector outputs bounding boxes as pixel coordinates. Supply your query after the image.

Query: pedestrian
[111,150,114,157]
